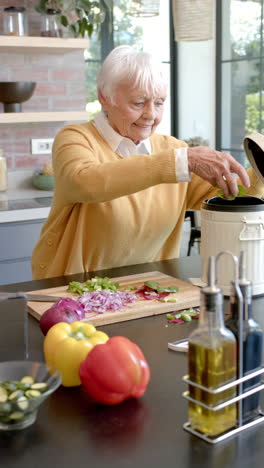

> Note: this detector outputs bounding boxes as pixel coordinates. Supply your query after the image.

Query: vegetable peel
[216,184,246,200]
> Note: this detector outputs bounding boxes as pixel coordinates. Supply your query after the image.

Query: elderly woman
[31,45,262,280]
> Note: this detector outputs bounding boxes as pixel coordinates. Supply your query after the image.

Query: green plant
[35,0,111,38]
[184,136,209,147]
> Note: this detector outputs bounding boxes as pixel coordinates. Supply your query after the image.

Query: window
[84,0,172,135]
[217,0,264,167]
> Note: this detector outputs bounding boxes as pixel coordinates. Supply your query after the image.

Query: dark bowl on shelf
[0,82,36,112]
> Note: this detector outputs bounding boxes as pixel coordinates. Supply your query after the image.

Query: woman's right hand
[187,146,250,199]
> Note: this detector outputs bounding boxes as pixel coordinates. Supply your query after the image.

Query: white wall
[177,38,216,147]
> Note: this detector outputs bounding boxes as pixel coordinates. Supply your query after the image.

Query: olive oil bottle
[225,252,263,423]
[188,257,237,436]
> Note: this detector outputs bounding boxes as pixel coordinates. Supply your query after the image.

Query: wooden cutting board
[27,271,200,326]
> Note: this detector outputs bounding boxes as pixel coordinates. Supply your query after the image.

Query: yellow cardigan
[31,121,264,279]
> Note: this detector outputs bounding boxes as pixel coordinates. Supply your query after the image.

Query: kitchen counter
[1,256,264,468]
[0,171,53,223]
[0,195,52,223]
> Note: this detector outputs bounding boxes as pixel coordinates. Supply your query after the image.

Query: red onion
[40,297,85,335]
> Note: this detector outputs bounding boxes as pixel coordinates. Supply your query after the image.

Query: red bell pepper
[79,336,150,405]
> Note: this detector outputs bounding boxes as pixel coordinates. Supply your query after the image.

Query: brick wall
[0,0,87,172]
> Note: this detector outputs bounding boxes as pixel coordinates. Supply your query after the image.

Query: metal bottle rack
[182,251,264,444]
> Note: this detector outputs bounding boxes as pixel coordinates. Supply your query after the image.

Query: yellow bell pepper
[43,321,109,387]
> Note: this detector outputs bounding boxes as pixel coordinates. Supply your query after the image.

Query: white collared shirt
[93,111,190,182]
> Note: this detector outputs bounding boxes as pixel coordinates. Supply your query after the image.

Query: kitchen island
[0,256,264,468]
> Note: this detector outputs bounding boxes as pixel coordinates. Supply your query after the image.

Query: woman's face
[100,79,167,144]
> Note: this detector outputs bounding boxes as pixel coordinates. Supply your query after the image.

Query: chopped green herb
[124,285,138,291]
[144,281,179,293]
[67,276,120,295]
[160,296,177,303]
[166,313,175,320]
[166,307,200,323]
[181,313,192,322]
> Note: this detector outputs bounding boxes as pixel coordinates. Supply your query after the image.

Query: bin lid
[243,133,264,184]
[202,195,264,212]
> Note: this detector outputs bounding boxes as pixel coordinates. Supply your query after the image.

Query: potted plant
[35,0,111,38]
[32,162,55,190]
[184,136,209,147]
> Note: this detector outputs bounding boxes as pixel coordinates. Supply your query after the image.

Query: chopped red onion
[77,290,138,315]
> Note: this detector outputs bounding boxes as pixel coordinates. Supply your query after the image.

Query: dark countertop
[0,256,264,468]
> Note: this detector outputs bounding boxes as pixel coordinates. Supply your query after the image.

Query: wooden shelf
[0,111,89,124]
[0,35,89,53]
[0,37,90,124]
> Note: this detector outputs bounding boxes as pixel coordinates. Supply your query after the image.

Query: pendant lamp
[172,0,214,42]
[128,0,160,17]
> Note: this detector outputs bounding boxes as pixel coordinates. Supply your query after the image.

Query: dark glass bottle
[225,257,263,423]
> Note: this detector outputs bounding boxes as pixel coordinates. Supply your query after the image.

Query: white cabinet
[0,219,45,285]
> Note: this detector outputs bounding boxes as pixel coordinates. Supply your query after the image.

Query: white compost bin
[200,196,264,296]
[201,132,264,296]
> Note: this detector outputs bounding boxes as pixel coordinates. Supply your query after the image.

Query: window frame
[215,0,264,161]
[84,0,177,137]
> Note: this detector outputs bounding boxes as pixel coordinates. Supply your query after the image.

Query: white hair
[97,45,168,104]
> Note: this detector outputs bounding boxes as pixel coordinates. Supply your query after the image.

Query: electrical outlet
[31,138,54,155]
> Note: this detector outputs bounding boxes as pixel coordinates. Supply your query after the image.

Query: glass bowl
[0,361,61,431]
